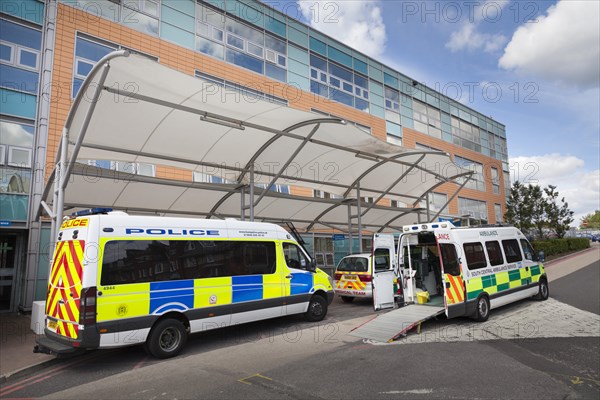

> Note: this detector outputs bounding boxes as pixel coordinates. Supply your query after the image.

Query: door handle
[285,275,293,279]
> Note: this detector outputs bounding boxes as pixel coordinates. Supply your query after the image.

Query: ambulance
[35,210,334,358]
[377,222,549,321]
[333,252,394,303]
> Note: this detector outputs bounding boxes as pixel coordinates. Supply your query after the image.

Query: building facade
[0,0,510,311]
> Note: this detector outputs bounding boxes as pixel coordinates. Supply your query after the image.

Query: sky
[266,0,600,226]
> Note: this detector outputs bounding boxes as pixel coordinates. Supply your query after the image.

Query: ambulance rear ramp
[348,304,444,343]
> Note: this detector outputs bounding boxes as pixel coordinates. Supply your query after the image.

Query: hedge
[532,238,590,258]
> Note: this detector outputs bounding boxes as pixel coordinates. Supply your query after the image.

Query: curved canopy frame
[40,51,473,242]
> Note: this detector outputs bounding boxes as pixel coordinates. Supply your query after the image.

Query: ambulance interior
[400,232,445,307]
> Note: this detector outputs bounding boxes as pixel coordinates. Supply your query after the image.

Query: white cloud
[509,154,600,226]
[446,24,507,53]
[297,1,386,58]
[445,0,509,53]
[499,0,600,88]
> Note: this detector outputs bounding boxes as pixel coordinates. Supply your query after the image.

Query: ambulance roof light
[71,208,113,217]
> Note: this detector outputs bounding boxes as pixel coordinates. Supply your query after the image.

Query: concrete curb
[0,357,59,384]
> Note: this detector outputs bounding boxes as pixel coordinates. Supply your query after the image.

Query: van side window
[519,239,536,261]
[101,240,276,285]
[439,244,460,276]
[485,241,504,266]
[502,239,523,263]
[282,242,309,270]
[463,242,487,270]
[373,248,391,271]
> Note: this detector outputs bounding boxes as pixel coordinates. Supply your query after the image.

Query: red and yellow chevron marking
[46,240,85,339]
[335,277,367,291]
[445,274,464,305]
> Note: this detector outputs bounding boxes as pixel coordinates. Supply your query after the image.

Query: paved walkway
[1,243,598,381]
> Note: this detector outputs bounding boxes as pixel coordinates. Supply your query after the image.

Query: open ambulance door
[398,233,417,304]
[438,241,467,318]
[372,233,397,311]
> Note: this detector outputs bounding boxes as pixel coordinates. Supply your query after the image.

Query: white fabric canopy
[41,51,471,234]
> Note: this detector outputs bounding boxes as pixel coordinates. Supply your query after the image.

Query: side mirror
[538,251,545,263]
[307,259,317,272]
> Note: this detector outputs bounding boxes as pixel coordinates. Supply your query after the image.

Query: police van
[35,210,334,358]
[385,222,549,321]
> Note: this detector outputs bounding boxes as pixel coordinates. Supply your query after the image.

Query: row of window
[463,239,535,271]
[100,239,307,285]
[0,18,41,97]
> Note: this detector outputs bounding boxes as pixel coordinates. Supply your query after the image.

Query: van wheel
[473,295,490,322]
[305,295,327,322]
[536,279,549,301]
[341,296,354,303]
[145,318,188,359]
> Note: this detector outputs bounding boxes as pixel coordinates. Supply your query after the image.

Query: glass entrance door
[0,234,18,311]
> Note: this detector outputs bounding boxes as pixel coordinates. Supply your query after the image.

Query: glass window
[197,4,225,28]
[328,63,352,82]
[197,21,209,36]
[264,16,286,37]
[282,242,309,270]
[247,42,263,57]
[265,34,286,54]
[329,76,340,88]
[76,37,114,62]
[226,18,263,45]
[502,239,522,263]
[0,120,34,147]
[0,64,38,94]
[485,241,504,266]
[277,54,286,67]
[72,78,84,98]
[0,166,32,194]
[122,7,159,35]
[17,49,37,69]
[354,98,369,112]
[101,240,276,284]
[225,48,263,74]
[520,239,536,261]
[374,248,391,271]
[7,146,31,167]
[336,256,369,272]
[310,54,327,70]
[463,242,487,270]
[196,36,224,59]
[0,43,13,63]
[310,80,328,97]
[265,63,285,82]
[0,19,42,50]
[494,204,503,223]
[76,59,94,78]
[309,36,326,55]
[330,89,353,107]
[226,33,244,50]
[213,28,224,41]
[354,74,368,89]
[439,243,460,276]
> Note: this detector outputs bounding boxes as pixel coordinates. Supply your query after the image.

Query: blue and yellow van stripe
[466,264,545,301]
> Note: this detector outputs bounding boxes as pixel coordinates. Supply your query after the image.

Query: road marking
[379,389,434,394]
[238,373,272,385]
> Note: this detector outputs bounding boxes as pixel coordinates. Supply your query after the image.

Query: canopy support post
[357,181,363,253]
[347,204,353,253]
[240,185,245,221]
[52,127,69,241]
[249,166,255,221]
[426,194,431,222]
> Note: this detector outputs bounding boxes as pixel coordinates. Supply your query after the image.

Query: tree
[505,183,574,238]
[580,210,600,229]
[505,181,533,232]
[529,185,547,239]
[544,185,574,238]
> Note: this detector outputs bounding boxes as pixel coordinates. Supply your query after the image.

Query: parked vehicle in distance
[333,254,373,302]
[591,235,600,242]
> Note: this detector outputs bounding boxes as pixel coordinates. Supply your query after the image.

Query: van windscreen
[336,257,368,272]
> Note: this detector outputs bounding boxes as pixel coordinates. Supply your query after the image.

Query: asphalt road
[1,261,598,399]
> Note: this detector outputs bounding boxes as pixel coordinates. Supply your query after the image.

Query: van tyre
[305,295,327,322]
[341,296,354,303]
[145,318,188,359]
[474,295,490,322]
[536,279,549,301]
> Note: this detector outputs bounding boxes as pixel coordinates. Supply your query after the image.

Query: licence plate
[344,275,358,280]
[48,320,57,330]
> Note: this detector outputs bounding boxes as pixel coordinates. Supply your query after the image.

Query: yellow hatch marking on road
[238,373,273,385]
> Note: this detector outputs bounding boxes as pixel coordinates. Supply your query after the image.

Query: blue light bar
[71,208,113,217]
[431,224,439,228]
